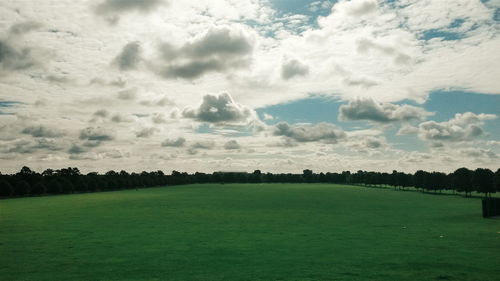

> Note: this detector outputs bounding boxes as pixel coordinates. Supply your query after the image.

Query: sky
[0,0,499,174]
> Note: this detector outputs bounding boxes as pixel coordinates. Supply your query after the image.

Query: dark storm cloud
[161,137,186,147]
[21,125,65,138]
[183,93,254,124]
[113,42,141,71]
[95,0,165,15]
[155,27,253,79]
[273,122,346,143]
[339,98,432,123]
[281,58,309,80]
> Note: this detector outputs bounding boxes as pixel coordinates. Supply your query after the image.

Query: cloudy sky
[0,0,499,174]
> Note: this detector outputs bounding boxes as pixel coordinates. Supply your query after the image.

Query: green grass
[1,184,499,281]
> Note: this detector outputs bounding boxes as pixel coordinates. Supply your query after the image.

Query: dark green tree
[31,182,46,195]
[452,168,473,197]
[0,180,13,197]
[14,180,31,196]
[472,168,495,198]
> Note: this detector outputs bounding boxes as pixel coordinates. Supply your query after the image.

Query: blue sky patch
[257,91,500,151]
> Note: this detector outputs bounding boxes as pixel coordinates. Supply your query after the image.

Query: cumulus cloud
[339,98,433,123]
[363,136,385,149]
[79,127,115,141]
[281,58,309,80]
[0,40,37,72]
[113,42,141,71]
[154,27,254,79]
[183,92,256,125]
[9,21,42,36]
[93,109,109,118]
[188,140,216,154]
[135,127,157,138]
[459,148,498,159]
[191,141,216,149]
[343,76,378,88]
[309,1,333,12]
[151,113,168,124]
[224,140,241,150]
[21,125,65,138]
[273,122,345,143]
[346,135,388,153]
[2,138,63,154]
[161,137,186,147]
[141,96,175,107]
[90,77,127,88]
[117,88,138,100]
[263,113,274,120]
[356,38,411,65]
[68,144,88,154]
[110,113,134,123]
[418,112,496,142]
[332,0,378,17]
[397,125,419,135]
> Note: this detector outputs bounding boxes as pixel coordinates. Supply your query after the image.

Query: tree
[59,178,75,194]
[18,166,34,176]
[303,169,313,183]
[14,180,31,196]
[42,169,54,177]
[494,168,500,193]
[0,180,13,197]
[413,170,425,191]
[250,170,262,183]
[47,179,62,194]
[31,182,46,195]
[452,168,473,197]
[472,168,495,198]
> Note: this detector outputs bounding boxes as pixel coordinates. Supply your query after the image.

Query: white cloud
[281,57,309,80]
[339,98,433,123]
[113,42,141,71]
[161,137,186,147]
[183,92,258,125]
[0,0,499,173]
[224,139,241,150]
[273,122,346,143]
[152,26,254,79]
[418,112,496,142]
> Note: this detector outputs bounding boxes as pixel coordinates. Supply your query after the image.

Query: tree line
[0,166,499,199]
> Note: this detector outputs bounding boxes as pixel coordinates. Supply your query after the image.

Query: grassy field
[1,184,499,281]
